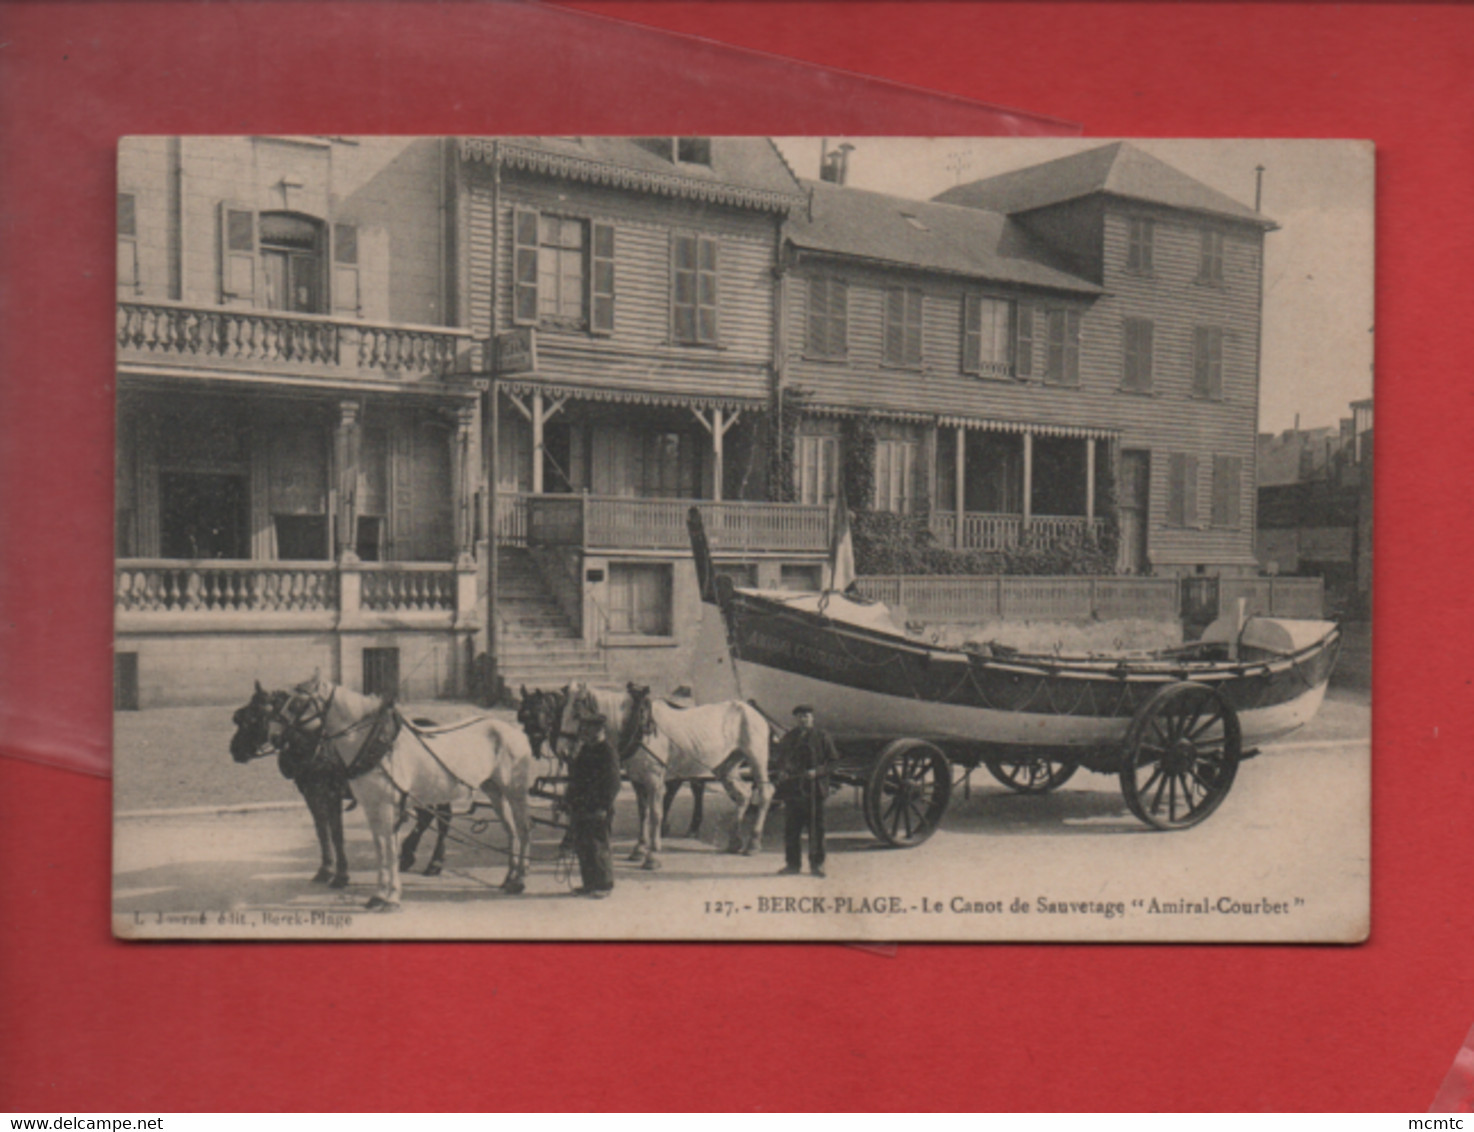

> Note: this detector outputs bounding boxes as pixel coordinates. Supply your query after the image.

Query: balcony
[499,493,831,554]
[115,558,478,633]
[117,300,476,384]
[930,511,1106,552]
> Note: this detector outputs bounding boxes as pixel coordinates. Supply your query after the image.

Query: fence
[854,574,1322,624]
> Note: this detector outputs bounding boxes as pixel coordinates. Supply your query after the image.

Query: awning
[803,402,1120,440]
[498,378,762,414]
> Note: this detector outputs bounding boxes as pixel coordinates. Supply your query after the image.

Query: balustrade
[521,494,830,553]
[359,567,456,612]
[114,560,337,614]
[117,300,470,380]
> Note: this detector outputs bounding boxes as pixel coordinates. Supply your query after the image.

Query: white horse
[270,674,535,911]
[556,683,771,870]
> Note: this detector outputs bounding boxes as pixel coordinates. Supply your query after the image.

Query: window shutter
[1212,455,1241,528]
[1064,310,1081,386]
[118,192,139,292]
[1015,305,1033,377]
[512,208,540,325]
[218,201,257,304]
[1168,452,1186,527]
[884,288,903,364]
[808,278,827,355]
[590,221,616,334]
[906,290,923,365]
[1183,455,1199,526]
[331,222,361,315]
[697,236,718,343]
[962,294,981,374]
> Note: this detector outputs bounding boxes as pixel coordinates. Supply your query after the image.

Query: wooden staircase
[494,547,610,691]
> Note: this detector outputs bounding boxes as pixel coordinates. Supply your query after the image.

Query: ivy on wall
[768,385,809,503]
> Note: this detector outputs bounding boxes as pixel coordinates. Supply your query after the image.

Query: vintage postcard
[113,136,1372,941]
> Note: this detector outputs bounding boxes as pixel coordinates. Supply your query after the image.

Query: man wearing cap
[566,712,622,897]
[772,705,841,878]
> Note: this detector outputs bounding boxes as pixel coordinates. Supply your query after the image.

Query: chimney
[820,142,855,185]
[1255,164,1265,212]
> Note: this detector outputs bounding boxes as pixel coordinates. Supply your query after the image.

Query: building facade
[114,138,1279,706]
[115,137,483,708]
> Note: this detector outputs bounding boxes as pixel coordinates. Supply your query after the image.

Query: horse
[231,683,353,888]
[517,685,566,762]
[258,674,536,911]
[555,683,771,870]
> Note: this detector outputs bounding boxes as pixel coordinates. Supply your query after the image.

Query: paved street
[113,675,1370,943]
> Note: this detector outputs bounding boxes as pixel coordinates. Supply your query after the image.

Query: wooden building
[458,138,823,691]
[115,137,483,707]
[930,142,1274,576]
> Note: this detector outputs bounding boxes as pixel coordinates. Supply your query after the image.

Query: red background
[0,0,1466,1112]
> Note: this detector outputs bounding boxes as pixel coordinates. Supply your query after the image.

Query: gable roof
[935,142,1276,229]
[786,178,1100,295]
[460,136,806,213]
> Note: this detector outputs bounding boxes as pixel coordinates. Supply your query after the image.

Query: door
[1118,450,1150,573]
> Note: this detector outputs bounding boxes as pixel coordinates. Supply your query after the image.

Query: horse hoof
[398,856,415,871]
[501,879,526,895]
[330,874,349,890]
[423,862,443,877]
[365,896,401,912]
[311,868,333,884]
[627,849,645,862]
[723,840,743,855]
[642,857,662,872]
[687,827,703,840]
[740,845,756,857]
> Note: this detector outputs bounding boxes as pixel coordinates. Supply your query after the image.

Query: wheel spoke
[1137,764,1165,798]
[1149,766,1170,813]
[1188,708,1224,742]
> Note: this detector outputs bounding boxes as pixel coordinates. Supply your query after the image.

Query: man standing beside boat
[773,705,841,878]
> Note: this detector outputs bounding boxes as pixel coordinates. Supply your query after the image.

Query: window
[1192,326,1224,399]
[807,277,847,358]
[1126,217,1154,273]
[962,295,1013,377]
[1122,318,1154,392]
[676,137,712,166]
[1015,305,1034,378]
[608,563,673,636]
[512,208,615,334]
[1211,455,1242,528]
[884,288,924,367]
[118,192,139,292]
[873,439,917,514]
[672,233,719,345]
[1168,453,1200,527]
[219,203,258,303]
[1045,309,1081,386]
[796,434,839,505]
[260,212,325,313]
[1199,229,1225,286]
[780,564,823,593]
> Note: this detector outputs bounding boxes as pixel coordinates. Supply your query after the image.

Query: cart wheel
[1119,681,1241,830]
[863,739,952,847]
[984,757,1079,794]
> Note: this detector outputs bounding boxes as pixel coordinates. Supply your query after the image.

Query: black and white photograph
[112,135,1372,941]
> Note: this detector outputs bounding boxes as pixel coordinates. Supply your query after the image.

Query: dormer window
[1126,217,1154,274]
[676,137,712,167]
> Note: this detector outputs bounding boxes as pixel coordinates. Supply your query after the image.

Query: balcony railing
[117,300,475,382]
[115,558,476,629]
[515,493,831,553]
[930,511,1106,552]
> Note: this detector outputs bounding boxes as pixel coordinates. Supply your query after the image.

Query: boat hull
[719,590,1339,757]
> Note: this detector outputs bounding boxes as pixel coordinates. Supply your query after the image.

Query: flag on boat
[830,482,856,593]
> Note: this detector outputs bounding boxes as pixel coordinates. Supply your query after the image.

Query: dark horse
[231,683,352,888]
[230,685,453,883]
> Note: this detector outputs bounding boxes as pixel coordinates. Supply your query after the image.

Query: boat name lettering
[742,628,851,673]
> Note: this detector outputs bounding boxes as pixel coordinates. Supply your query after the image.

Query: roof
[460,136,806,213]
[935,142,1276,229]
[785,179,1100,295]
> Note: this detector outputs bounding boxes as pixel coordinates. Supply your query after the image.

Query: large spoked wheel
[984,756,1079,794]
[863,739,952,847]
[1119,681,1241,830]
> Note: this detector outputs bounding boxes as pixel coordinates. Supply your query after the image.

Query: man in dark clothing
[565,713,622,897]
[772,705,841,878]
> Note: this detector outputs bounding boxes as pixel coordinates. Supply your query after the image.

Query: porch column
[953,425,966,549]
[712,407,725,501]
[530,390,544,495]
[1022,430,1034,529]
[1086,437,1097,522]
[451,402,477,565]
[136,415,161,557]
[334,400,361,562]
